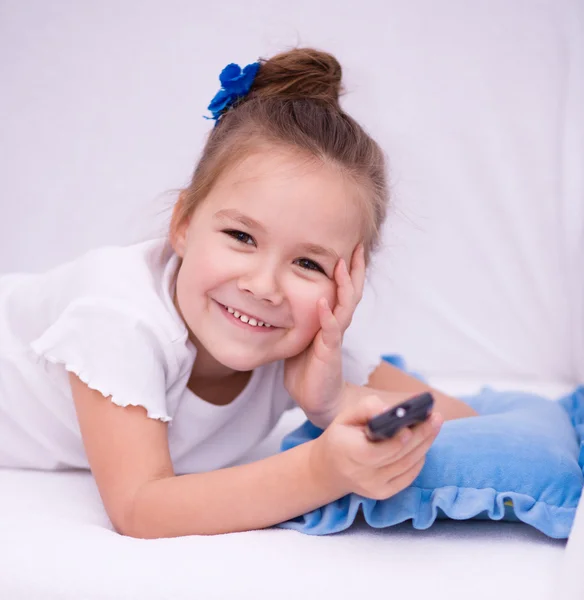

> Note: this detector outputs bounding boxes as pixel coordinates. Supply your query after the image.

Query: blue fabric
[277,355,584,538]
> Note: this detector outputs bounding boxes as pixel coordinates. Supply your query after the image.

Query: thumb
[337,394,388,427]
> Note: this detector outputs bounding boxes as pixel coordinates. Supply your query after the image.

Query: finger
[334,244,367,329]
[332,258,355,329]
[349,243,366,303]
[337,394,388,427]
[376,456,426,501]
[380,413,443,466]
[318,298,342,350]
[361,426,415,467]
[364,412,442,468]
[380,437,430,487]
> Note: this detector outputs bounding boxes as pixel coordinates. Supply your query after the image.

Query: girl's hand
[310,395,443,500]
[284,244,366,428]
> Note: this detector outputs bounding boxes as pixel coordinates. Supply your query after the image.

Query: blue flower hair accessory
[206,61,260,124]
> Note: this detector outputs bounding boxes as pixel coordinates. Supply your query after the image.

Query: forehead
[205,148,363,251]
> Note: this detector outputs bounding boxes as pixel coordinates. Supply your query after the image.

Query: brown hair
[170,47,388,263]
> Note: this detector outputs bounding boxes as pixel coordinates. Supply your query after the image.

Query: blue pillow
[276,355,584,539]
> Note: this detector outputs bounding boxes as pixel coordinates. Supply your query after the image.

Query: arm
[363,360,478,421]
[69,373,341,538]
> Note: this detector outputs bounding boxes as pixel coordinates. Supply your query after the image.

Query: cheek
[175,252,219,319]
[175,260,200,319]
[286,279,336,333]
[181,238,232,290]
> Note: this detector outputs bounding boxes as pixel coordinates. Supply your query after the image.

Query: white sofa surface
[0,378,572,600]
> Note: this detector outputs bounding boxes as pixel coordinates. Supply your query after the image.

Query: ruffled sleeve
[30,298,172,422]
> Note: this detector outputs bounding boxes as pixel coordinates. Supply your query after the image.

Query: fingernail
[430,414,443,430]
[400,429,412,444]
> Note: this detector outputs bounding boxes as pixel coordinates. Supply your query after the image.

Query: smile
[216,301,277,330]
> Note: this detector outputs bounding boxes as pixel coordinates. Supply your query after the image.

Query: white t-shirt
[0,238,377,474]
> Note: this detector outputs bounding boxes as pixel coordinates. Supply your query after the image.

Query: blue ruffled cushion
[560,386,584,466]
[277,355,584,538]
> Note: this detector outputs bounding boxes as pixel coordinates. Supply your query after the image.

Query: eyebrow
[215,208,267,233]
[297,243,340,262]
[214,208,340,262]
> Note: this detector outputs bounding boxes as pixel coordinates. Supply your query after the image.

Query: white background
[1,0,582,383]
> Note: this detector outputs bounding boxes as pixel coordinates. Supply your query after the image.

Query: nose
[237,260,284,305]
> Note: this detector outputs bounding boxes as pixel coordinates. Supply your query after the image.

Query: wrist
[307,436,350,499]
[303,381,350,430]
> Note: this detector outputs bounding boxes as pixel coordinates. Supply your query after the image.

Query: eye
[223,229,255,246]
[295,258,326,275]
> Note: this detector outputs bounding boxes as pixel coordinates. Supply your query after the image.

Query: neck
[190,342,240,381]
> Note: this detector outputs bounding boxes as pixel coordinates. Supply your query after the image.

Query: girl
[0,48,477,538]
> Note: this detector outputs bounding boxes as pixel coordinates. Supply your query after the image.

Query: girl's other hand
[309,394,443,500]
[284,244,366,426]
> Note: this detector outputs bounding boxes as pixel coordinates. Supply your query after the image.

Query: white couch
[0,1,582,598]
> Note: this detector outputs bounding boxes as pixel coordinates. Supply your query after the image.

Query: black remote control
[365,392,434,441]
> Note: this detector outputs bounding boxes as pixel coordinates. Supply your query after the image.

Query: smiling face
[171,146,363,376]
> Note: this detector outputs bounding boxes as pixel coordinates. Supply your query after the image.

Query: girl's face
[171,147,363,374]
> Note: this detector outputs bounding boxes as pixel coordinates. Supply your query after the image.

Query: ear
[170,192,191,258]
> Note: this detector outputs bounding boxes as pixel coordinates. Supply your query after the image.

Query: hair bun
[251,48,343,106]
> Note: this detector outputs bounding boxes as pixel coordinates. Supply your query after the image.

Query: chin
[209,348,267,372]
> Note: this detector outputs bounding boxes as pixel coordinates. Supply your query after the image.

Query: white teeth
[224,305,273,328]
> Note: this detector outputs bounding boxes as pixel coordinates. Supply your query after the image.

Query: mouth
[215,301,279,331]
